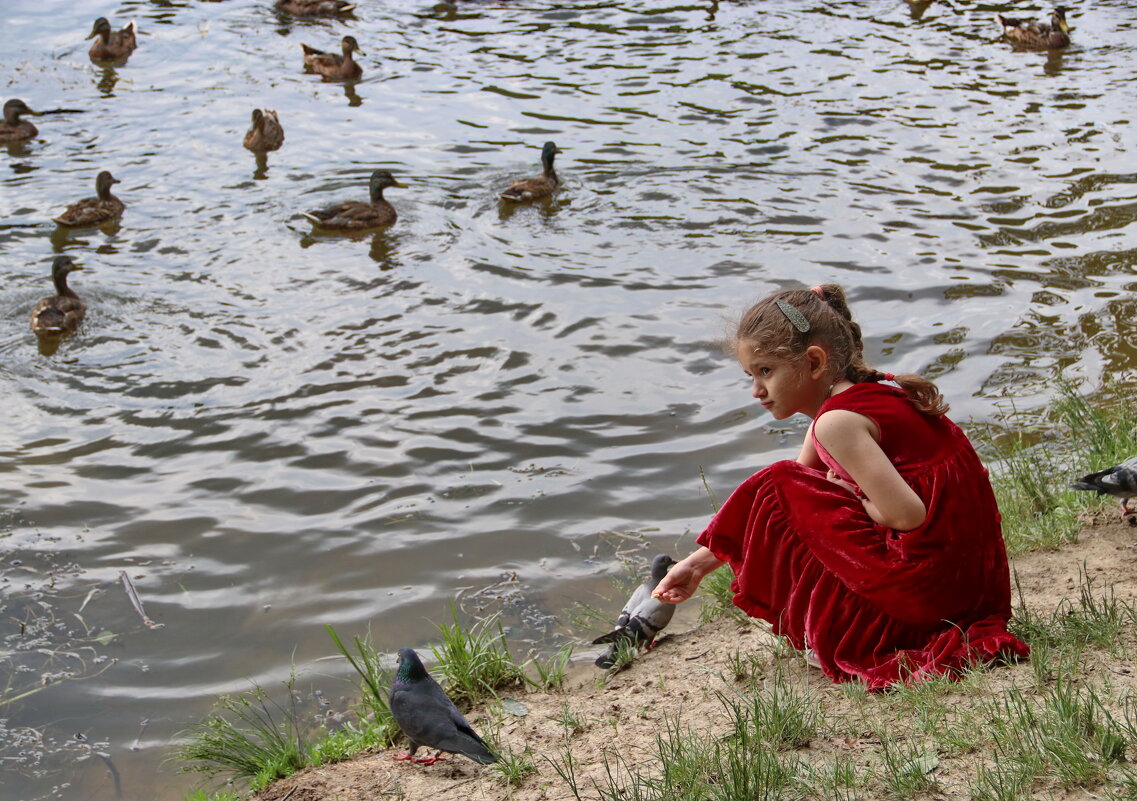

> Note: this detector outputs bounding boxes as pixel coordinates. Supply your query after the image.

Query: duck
[88,17,138,62]
[995,7,1070,49]
[0,99,40,143]
[30,256,86,337]
[275,0,356,15]
[499,141,562,202]
[243,109,284,153]
[54,171,125,228]
[301,36,363,81]
[304,169,405,231]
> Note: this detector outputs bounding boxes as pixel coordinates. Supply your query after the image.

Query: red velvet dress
[697,382,1029,689]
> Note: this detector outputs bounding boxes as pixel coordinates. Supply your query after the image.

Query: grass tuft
[720,671,820,751]
[697,565,748,625]
[325,625,401,748]
[528,643,573,692]
[431,603,527,709]
[175,671,308,790]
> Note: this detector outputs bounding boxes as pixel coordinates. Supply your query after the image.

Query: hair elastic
[775,300,810,333]
[883,373,895,381]
[810,285,825,299]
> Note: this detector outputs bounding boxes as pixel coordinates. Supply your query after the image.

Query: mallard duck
[275,0,356,16]
[0,99,40,143]
[499,141,562,202]
[301,36,363,81]
[304,169,405,231]
[54,171,125,228]
[88,17,138,62]
[995,7,1070,49]
[30,256,86,337]
[243,108,284,153]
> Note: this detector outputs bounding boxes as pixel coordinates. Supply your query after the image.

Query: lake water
[2,0,1136,798]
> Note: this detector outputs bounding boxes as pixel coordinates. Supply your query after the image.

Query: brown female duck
[995,7,1070,48]
[301,36,364,80]
[30,256,86,337]
[275,0,356,16]
[304,169,405,231]
[0,99,41,143]
[243,109,284,153]
[54,171,125,227]
[500,141,562,202]
[88,17,138,62]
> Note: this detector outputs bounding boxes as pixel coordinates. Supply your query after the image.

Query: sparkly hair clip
[775,300,810,333]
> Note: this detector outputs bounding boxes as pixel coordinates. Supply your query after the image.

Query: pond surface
[2,0,1136,798]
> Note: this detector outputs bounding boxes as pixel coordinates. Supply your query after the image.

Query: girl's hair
[735,283,949,416]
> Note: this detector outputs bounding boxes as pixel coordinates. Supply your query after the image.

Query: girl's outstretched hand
[651,547,725,604]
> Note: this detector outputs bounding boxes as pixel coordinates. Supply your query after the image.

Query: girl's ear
[804,344,829,379]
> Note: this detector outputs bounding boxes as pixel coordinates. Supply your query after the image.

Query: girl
[653,284,1028,689]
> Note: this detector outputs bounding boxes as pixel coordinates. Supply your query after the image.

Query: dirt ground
[250,516,1137,801]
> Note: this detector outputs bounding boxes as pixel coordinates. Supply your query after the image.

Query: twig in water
[130,719,149,751]
[119,571,162,629]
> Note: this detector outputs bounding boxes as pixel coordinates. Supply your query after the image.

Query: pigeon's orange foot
[415,752,446,765]
[393,753,414,761]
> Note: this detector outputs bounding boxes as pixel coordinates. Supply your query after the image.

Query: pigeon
[592,554,677,669]
[1072,457,1137,515]
[388,648,498,766]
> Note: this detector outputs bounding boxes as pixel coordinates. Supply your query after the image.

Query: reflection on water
[3,0,1137,798]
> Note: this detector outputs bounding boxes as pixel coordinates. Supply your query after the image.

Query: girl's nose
[751,378,764,398]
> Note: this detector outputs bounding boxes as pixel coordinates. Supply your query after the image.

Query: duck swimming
[243,109,284,153]
[995,7,1070,49]
[0,99,41,143]
[30,256,86,337]
[301,36,363,81]
[499,141,562,202]
[304,169,405,231]
[88,17,138,62]
[54,171,125,228]
[275,0,356,15]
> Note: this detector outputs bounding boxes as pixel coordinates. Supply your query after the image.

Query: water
[2,0,1136,797]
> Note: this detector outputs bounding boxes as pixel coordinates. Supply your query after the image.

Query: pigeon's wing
[628,596,676,640]
[1074,458,1137,498]
[592,575,661,645]
[615,581,651,629]
[591,626,632,646]
[1100,462,1137,496]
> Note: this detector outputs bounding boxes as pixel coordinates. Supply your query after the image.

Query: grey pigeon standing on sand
[592,554,677,668]
[388,648,498,765]
[1072,456,1137,515]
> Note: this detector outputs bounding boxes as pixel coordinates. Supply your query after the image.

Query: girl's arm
[813,409,926,531]
[797,423,825,469]
[651,546,724,604]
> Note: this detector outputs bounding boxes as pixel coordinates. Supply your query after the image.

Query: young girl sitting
[653,284,1029,689]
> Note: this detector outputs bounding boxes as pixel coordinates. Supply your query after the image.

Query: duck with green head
[54,171,125,228]
[304,169,405,231]
[243,109,284,153]
[499,141,562,202]
[30,256,86,337]
[995,6,1070,48]
[0,99,41,143]
[88,17,137,62]
[301,36,364,81]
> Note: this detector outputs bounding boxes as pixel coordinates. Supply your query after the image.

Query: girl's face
[735,340,828,419]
